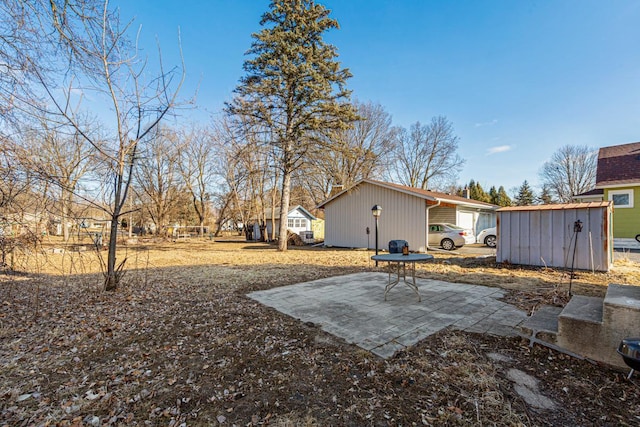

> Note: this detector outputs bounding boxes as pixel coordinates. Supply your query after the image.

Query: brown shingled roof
[316,179,499,210]
[366,179,498,208]
[596,141,640,187]
[574,188,604,197]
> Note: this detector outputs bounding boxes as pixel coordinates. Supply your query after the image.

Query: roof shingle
[596,141,640,187]
[317,179,498,210]
[367,179,499,207]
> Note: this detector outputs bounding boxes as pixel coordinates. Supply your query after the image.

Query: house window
[288,218,307,228]
[608,189,634,208]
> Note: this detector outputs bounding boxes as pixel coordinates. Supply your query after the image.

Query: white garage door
[457,211,475,233]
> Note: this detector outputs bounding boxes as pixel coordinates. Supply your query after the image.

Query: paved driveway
[614,249,640,263]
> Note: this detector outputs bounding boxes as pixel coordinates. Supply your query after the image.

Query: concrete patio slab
[248,272,527,359]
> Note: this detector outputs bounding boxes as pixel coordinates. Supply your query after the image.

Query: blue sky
[115,0,640,192]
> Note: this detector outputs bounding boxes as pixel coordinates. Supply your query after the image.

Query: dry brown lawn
[2,236,640,425]
[22,236,640,312]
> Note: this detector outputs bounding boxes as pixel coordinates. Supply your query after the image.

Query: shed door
[457,211,475,232]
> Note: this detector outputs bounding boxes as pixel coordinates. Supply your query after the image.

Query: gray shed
[496,202,613,272]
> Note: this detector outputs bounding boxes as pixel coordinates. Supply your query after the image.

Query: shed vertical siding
[497,203,612,271]
[538,209,552,267]
[551,209,567,266]
[324,182,428,250]
[529,210,541,265]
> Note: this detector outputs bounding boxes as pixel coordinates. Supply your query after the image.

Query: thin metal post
[371,204,382,266]
[375,216,379,266]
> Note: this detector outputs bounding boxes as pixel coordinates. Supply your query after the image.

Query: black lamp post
[372,204,382,266]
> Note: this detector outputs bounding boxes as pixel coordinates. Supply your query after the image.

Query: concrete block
[600,284,640,368]
[604,284,640,311]
[559,295,603,324]
[520,305,562,336]
[557,296,604,363]
[556,288,640,369]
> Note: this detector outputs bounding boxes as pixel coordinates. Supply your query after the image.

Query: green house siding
[605,187,640,238]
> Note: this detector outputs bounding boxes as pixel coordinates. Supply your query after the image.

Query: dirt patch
[1,239,639,425]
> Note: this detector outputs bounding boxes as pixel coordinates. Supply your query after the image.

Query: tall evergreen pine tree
[515,180,536,206]
[462,179,491,203]
[496,186,512,207]
[227,0,357,251]
[538,184,554,205]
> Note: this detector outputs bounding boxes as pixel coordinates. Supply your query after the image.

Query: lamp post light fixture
[372,204,382,266]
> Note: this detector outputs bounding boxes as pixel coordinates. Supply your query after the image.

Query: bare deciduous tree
[0,137,45,272]
[0,1,51,128]
[212,118,275,239]
[33,1,185,290]
[298,101,395,205]
[209,122,252,236]
[0,141,32,213]
[19,121,94,241]
[1,1,186,291]
[539,145,597,203]
[135,127,184,236]
[390,116,464,191]
[176,125,217,236]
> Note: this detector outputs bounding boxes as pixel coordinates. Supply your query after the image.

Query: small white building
[317,179,498,250]
[264,205,317,239]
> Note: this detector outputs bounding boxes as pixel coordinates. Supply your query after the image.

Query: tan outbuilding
[317,179,498,251]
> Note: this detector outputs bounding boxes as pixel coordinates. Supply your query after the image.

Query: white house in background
[264,205,317,238]
[316,179,498,250]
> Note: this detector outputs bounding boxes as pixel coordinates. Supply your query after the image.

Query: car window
[429,225,440,232]
[445,223,464,230]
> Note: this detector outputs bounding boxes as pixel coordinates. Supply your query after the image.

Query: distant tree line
[456,180,512,207]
